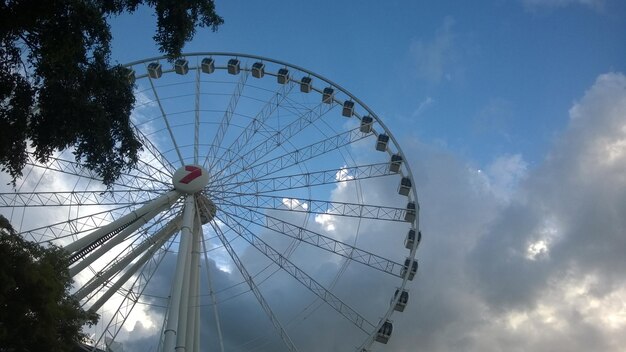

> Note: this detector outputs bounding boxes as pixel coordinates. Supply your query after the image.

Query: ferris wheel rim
[3,52,421,351]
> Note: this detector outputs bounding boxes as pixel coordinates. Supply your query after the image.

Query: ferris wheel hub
[172,164,209,194]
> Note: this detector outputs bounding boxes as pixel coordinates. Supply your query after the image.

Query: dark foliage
[0,0,223,186]
[0,214,99,352]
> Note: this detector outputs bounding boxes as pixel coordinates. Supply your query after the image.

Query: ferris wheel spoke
[218,203,404,278]
[133,125,177,176]
[219,162,397,195]
[133,157,173,185]
[210,99,335,183]
[194,67,201,164]
[210,80,296,174]
[204,70,250,169]
[0,189,166,208]
[214,127,371,188]
[19,203,141,244]
[148,75,185,166]
[207,219,300,352]
[90,233,175,351]
[213,193,413,223]
[25,153,170,191]
[216,210,376,334]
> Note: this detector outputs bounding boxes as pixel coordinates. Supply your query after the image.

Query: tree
[0,1,223,186]
[0,214,99,351]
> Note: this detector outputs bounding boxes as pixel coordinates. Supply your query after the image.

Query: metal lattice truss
[214,126,365,187]
[0,189,165,208]
[209,81,296,173]
[25,153,171,191]
[133,126,178,175]
[214,193,411,222]
[218,203,405,277]
[219,162,395,194]
[204,70,250,168]
[21,205,142,243]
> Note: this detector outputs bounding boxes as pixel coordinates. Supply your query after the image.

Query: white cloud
[367,71,626,352]
[410,16,458,83]
[465,72,626,349]
[483,154,528,202]
[281,197,308,210]
[412,96,435,117]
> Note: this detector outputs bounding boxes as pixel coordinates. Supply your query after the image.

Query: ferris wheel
[1,53,421,352]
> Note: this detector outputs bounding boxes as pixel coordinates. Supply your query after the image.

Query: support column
[163,195,195,351]
[185,218,201,351]
[175,227,193,351]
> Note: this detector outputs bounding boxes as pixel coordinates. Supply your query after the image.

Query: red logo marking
[179,166,202,184]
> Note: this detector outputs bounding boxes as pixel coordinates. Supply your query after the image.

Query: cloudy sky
[3,1,626,351]
[108,1,626,350]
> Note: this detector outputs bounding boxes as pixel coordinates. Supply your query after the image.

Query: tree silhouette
[0,1,223,186]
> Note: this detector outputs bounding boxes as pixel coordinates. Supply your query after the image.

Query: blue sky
[3,1,622,351]
[110,0,625,168]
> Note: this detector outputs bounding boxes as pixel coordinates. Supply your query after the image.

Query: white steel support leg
[163,195,195,352]
[64,190,181,254]
[75,217,181,301]
[69,202,177,277]
[185,219,201,352]
[175,229,193,351]
[88,220,179,312]
[193,282,200,352]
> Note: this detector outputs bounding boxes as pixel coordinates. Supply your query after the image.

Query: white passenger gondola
[322,87,334,104]
[404,228,421,249]
[342,100,355,117]
[227,58,240,75]
[389,154,402,172]
[201,57,215,74]
[277,68,289,84]
[147,62,162,79]
[398,177,411,196]
[401,258,418,280]
[251,62,265,78]
[375,320,393,344]
[392,289,409,312]
[174,59,189,75]
[404,201,416,222]
[300,76,312,93]
[376,134,389,151]
[360,116,373,133]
